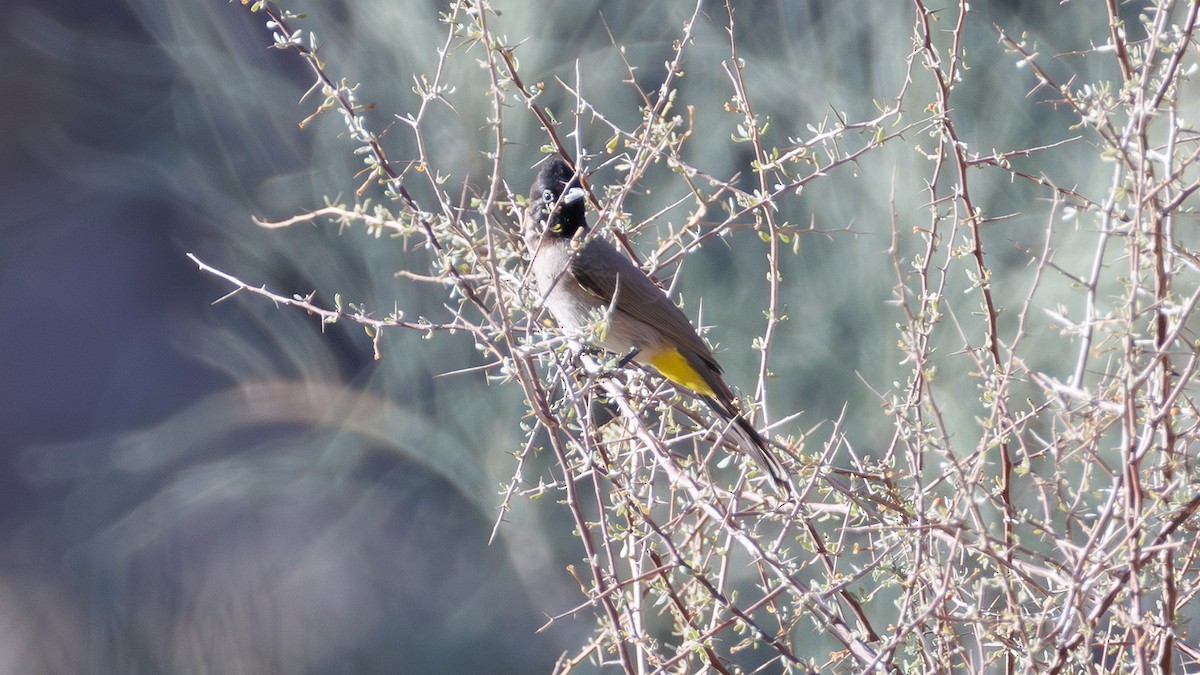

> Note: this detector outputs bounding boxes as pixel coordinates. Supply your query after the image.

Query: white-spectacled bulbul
[526,156,790,493]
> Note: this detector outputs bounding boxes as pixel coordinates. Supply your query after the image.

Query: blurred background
[0,0,1117,672]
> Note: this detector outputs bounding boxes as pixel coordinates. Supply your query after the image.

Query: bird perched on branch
[526,155,790,494]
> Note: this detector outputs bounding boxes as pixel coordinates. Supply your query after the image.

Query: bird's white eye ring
[542,189,554,204]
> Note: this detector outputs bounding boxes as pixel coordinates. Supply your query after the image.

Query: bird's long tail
[701,395,791,495]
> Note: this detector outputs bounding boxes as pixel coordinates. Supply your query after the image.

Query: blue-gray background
[0,1,1115,672]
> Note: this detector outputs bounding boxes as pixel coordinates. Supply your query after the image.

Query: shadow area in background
[0,1,570,671]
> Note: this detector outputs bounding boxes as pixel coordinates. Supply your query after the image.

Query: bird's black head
[529,156,587,239]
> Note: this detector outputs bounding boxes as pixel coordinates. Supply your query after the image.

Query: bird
[525,155,790,493]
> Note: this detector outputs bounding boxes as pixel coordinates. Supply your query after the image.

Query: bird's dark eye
[542,189,554,204]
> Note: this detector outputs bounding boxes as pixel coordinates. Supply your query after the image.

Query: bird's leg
[573,345,633,380]
[616,347,641,369]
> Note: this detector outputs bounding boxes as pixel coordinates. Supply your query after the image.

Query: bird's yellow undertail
[646,347,717,398]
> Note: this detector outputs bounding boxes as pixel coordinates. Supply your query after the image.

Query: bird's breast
[531,239,659,354]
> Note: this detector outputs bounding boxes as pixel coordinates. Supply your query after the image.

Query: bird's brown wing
[569,238,730,389]
[571,238,788,491]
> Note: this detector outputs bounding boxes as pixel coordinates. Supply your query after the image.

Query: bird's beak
[562,186,586,205]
